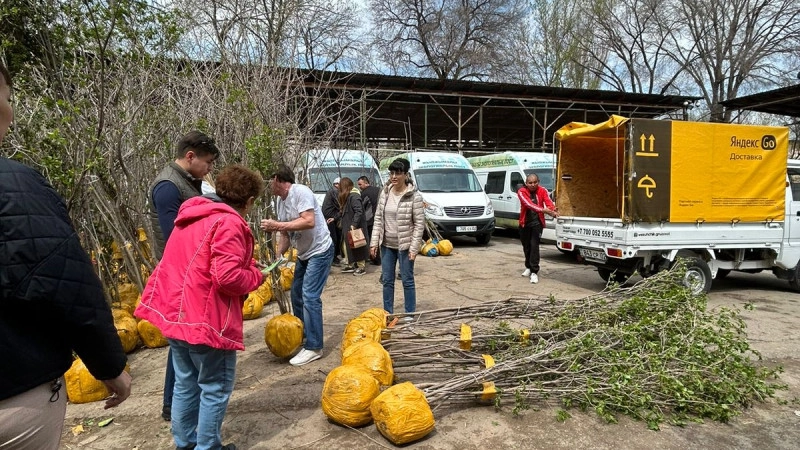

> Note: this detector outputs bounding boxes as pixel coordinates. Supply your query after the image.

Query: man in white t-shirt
[260,165,334,366]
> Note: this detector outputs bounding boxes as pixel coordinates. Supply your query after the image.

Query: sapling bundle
[383,263,784,429]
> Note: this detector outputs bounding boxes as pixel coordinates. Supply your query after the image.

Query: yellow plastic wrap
[65,358,110,404]
[341,317,382,356]
[114,283,140,314]
[251,280,273,304]
[370,382,435,445]
[279,266,294,291]
[459,323,472,350]
[137,319,167,348]
[321,365,381,427]
[264,313,304,357]
[357,308,388,330]
[420,242,437,257]
[283,248,298,262]
[112,308,139,353]
[341,340,394,386]
[242,292,265,320]
[436,239,453,256]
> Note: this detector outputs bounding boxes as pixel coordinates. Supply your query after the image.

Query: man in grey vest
[148,130,219,420]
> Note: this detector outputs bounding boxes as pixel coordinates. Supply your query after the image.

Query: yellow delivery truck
[554,116,800,293]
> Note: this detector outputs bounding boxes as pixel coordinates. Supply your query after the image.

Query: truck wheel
[684,258,712,295]
[598,267,630,283]
[476,233,492,245]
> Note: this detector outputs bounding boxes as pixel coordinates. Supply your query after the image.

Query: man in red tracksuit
[518,173,559,284]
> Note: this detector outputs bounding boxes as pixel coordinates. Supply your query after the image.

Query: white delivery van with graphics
[468,152,557,243]
[297,149,382,205]
[379,151,495,245]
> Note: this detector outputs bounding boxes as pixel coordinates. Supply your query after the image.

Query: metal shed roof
[300,70,700,151]
[721,84,800,118]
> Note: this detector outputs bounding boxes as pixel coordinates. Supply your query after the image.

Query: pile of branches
[384,264,784,429]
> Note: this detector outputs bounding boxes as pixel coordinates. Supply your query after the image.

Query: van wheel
[598,267,630,284]
[684,258,712,295]
[789,264,800,292]
[476,233,491,245]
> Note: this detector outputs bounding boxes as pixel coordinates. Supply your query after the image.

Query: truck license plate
[457,226,477,232]
[579,248,607,263]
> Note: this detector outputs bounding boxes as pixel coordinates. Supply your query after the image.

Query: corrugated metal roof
[721,84,800,118]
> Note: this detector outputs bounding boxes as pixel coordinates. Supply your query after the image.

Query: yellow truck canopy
[555,116,788,223]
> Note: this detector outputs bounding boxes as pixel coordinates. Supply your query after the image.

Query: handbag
[347,226,367,249]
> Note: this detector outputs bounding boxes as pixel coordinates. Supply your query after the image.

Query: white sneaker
[521,268,531,277]
[530,273,539,284]
[289,348,322,366]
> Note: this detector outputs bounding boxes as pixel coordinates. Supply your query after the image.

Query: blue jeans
[380,246,416,314]
[163,346,175,411]
[168,339,236,450]
[291,243,334,350]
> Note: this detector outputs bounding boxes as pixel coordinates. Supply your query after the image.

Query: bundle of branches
[385,264,784,429]
[424,217,445,243]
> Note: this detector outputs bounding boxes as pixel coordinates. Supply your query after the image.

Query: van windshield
[414,168,483,193]
[525,169,555,192]
[308,168,382,193]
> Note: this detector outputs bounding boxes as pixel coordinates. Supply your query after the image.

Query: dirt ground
[60,231,800,449]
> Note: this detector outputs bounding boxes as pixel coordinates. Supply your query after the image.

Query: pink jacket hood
[135,196,262,351]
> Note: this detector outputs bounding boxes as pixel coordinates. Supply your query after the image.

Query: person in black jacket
[357,175,381,265]
[321,177,343,265]
[0,62,131,449]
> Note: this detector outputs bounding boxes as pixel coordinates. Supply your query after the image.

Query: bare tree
[369,0,527,80]
[500,0,603,88]
[569,0,686,95]
[177,0,364,68]
[664,0,800,122]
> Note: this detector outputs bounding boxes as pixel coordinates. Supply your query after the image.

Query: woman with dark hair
[369,159,425,318]
[338,177,369,275]
[136,164,265,450]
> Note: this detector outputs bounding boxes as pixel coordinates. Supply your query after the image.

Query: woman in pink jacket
[136,165,264,450]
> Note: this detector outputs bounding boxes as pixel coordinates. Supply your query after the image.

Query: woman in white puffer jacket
[370,159,425,317]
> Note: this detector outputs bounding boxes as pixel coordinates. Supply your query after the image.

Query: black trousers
[520,223,543,274]
[328,221,342,259]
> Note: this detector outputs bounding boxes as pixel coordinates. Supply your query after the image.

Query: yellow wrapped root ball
[137,319,167,348]
[436,239,453,256]
[371,382,435,445]
[341,317,383,356]
[357,308,389,330]
[283,248,298,262]
[65,360,130,404]
[242,292,265,320]
[252,280,273,304]
[112,308,139,353]
[279,266,294,291]
[265,313,304,358]
[65,358,110,404]
[341,340,394,386]
[115,283,140,314]
[321,365,381,427]
[420,242,437,257]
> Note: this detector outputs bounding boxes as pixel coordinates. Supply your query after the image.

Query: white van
[468,152,557,243]
[379,151,495,244]
[297,149,382,205]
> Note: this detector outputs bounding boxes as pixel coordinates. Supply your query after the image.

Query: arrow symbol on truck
[636,134,658,157]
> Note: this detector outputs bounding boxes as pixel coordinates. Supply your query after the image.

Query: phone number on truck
[573,228,616,239]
